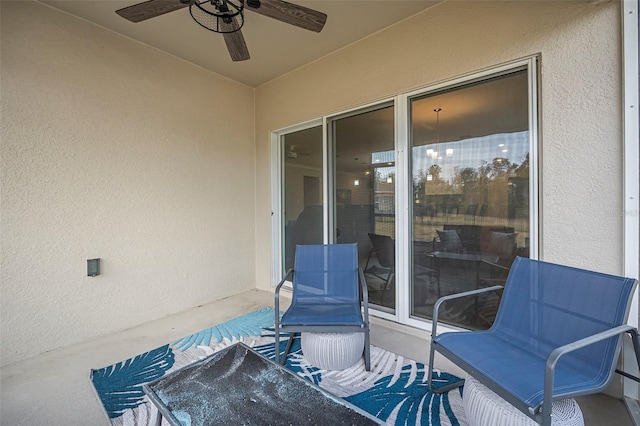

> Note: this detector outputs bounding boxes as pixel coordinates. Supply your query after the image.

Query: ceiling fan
[115,0,327,62]
[287,145,311,159]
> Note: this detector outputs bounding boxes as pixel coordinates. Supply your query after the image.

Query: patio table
[428,251,502,291]
[143,342,381,426]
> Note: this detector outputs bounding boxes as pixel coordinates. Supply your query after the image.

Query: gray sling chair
[428,256,640,426]
[365,232,438,302]
[274,243,371,371]
[364,233,396,301]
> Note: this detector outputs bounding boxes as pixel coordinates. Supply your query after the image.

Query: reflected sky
[370,131,529,181]
[412,131,529,182]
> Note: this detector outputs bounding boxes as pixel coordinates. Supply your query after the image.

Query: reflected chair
[285,205,323,270]
[436,229,463,253]
[274,243,371,371]
[365,232,437,302]
[476,231,518,324]
[364,233,396,301]
[428,257,640,426]
[478,231,518,286]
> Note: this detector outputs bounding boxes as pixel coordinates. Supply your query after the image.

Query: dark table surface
[143,342,381,426]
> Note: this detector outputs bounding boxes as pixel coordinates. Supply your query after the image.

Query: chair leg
[152,412,162,426]
[428,343,464,394]
[381,273,395,303]
[280,332,297,365]
[274,311,280,364]
[427,342,436,391]
[364,329,371,371]
[628,329,640,370]
[364,248,374,276]
[616,329,640,383]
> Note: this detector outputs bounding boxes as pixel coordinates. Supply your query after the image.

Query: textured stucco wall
[0,0,625,365]
[254,1,623,290]
[1,1,256,365]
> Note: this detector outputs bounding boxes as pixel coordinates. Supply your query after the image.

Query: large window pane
[282,126,323,272]
[410,70,530,328]
[332,105,396,311]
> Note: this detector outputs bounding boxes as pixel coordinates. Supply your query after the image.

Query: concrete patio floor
[0,289,634,425]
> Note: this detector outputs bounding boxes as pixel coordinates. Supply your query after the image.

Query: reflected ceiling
[284,70,529,173]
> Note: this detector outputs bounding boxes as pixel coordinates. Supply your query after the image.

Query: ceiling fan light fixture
[116,0,327,62]
[190,0,245,33]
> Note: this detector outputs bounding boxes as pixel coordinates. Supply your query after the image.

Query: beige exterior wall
[0,0,625,365]
[1,1,256,364]
[254,1,623,289]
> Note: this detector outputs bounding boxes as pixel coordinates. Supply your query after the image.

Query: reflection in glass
[410,70,531,329]
[282,126,323,272]
[332,105,396,312]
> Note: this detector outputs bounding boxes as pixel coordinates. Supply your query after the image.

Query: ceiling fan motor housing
[190,0,245,33]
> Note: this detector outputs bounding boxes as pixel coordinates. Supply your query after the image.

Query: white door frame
[622,0,640,405]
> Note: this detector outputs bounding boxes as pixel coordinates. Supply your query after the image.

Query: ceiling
[40,0,442,87]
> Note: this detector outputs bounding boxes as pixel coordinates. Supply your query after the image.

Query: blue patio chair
[428,257,640,426]
[275,243,371,371]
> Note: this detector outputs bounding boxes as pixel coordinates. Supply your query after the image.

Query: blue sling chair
[428,257,640,426]
[274,243,371,371]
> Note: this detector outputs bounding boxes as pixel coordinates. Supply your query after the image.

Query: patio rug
[90,307,466,426]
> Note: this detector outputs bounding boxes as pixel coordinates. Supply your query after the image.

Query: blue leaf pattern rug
[90,307,466,426]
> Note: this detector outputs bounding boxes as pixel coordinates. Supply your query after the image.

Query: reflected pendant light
[432,108,442,160]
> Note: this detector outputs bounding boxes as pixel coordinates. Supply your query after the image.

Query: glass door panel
[332,105,396,312]
[282,126,323,273]
[410,70,531,328]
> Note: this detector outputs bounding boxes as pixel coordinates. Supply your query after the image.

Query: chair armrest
[431,285,504,338]
[274,269,293,325]
[359,267,370,326]
[538,324,635,416]
[275,269,293,293]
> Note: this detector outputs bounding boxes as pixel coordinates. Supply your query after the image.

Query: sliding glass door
[330,104,396,312]
[274,59,537,329]
[281,125,323,272]
[409,68,532,329]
